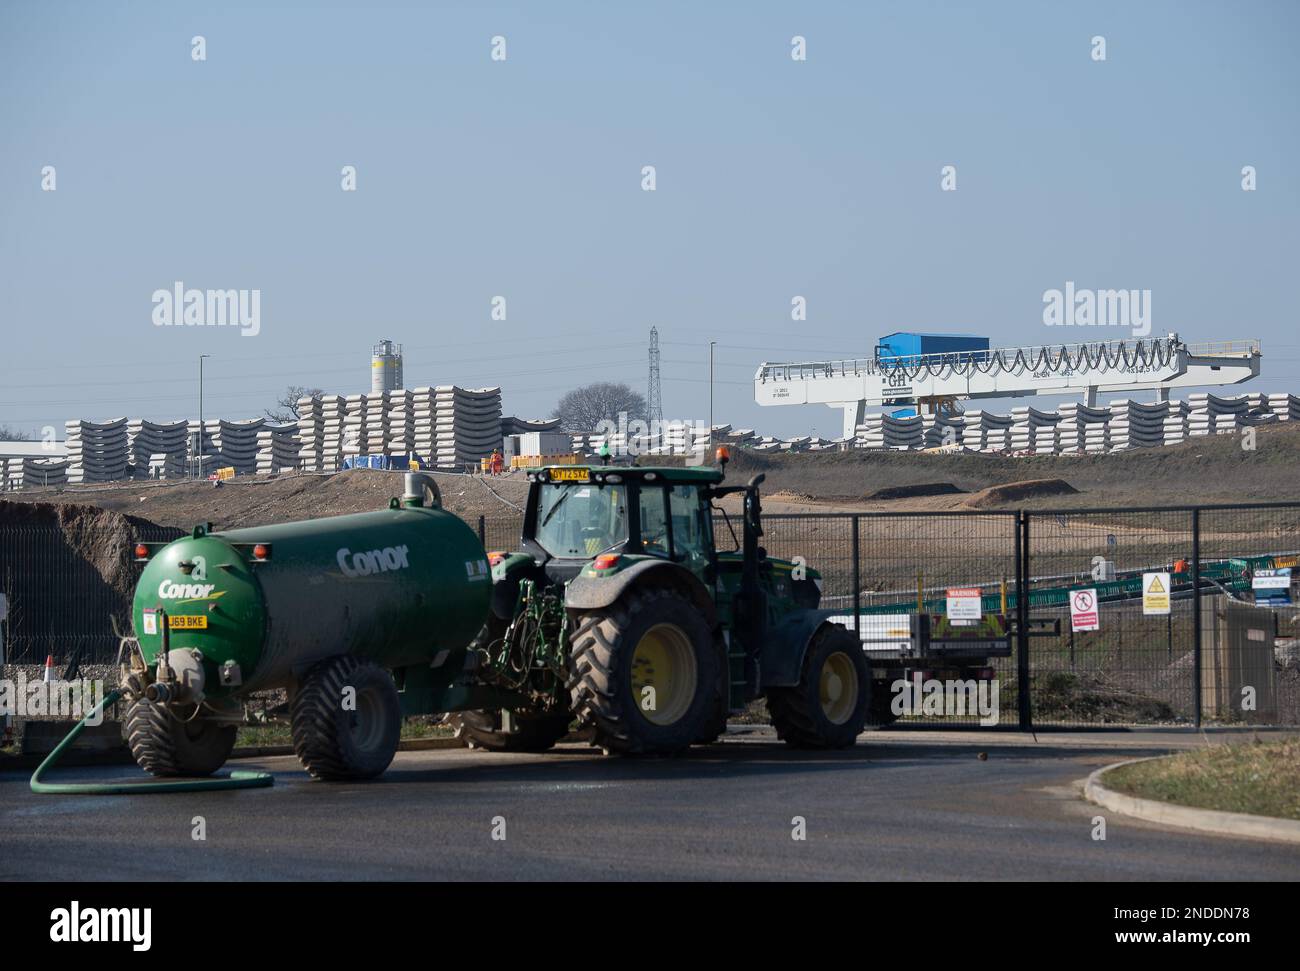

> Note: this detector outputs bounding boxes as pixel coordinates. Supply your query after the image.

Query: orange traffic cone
[43,654,55,683]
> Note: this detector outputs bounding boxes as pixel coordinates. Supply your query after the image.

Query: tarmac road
[3,729,1299,881]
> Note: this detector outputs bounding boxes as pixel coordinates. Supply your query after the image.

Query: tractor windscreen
[534,482,630,559]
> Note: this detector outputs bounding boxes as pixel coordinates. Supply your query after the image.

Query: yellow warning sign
[1143,572,1171,615]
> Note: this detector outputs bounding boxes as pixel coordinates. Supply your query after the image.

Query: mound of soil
[962,479,1079,509]
[866,482,964,501]
[1024,671,1178,724]
[0,500,179,665]
[766,490,819,504]
[7,468,531,531]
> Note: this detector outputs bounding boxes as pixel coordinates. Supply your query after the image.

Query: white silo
[371,339,404,394]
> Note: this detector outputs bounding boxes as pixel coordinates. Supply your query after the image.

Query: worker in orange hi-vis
[489,449,504,477]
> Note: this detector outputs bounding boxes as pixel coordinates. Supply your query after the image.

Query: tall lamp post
[708,340,717,445]
[197,354,210,478]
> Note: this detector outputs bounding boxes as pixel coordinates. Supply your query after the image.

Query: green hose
[30,688,274,794]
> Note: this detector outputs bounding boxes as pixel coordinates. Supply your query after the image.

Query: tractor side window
[638,486,671,557]
[668,485,709,563]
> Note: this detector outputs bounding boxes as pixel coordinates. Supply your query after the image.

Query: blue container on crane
[876,332,990,367]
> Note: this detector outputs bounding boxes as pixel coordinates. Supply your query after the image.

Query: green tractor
[448,453,871,755]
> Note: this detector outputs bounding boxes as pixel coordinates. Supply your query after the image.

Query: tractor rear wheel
[693,641,731,745]
[291,656,401,780]
[568,587,720,755]
[125,699,236,777]
[766,625,871,748]
[693,704,729,746]
[448,709,572,752]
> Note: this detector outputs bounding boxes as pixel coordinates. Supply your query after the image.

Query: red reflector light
[487,551,506,567]
[252,544,270,560]
[134,544,149,559]
[593,553,620,570]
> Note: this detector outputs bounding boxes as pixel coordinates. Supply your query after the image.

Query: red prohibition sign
[1074,591,1094,610]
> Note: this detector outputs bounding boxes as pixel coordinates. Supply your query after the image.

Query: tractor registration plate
[553,468,590,482]
[168,615,208,630]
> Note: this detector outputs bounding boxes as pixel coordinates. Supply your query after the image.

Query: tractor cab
[516,464,724,589]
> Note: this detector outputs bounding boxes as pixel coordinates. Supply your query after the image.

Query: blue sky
[2,0,1297,439]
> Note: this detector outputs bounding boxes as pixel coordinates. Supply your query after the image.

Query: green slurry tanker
[120,457,872,782]
[125,475,493,780]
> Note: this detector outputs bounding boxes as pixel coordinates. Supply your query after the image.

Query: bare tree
[554,382,648,433]
[265,386,324,424]
[0,424,32,441]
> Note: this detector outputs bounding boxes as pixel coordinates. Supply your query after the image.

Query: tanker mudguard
[565,558,716,624]
[760,610,846,688]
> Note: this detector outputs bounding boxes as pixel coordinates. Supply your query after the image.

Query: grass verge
[236,717,455,748]
[1102,737,1300,821]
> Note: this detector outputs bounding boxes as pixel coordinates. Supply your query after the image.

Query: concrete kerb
[1084,756,1300,845]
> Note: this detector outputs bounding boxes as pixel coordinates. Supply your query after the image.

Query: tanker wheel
[125,698,237,777]
[448,709,573,752]
[567,587,720,756]
[766,625,871,749]
[291,656,401,781]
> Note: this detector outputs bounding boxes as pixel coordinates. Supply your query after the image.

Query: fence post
[1016,511,1032,731]
[1192,507,1202,728]
[477,515,486,547]
[851,515,861,634]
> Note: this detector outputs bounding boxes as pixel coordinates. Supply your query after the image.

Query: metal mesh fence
[475,513,524,555]
[744,514,857,612]
[0,521,181,667]
[767,512,1020,727]
[1023,509,1196,726]
[1196,505,1300,726]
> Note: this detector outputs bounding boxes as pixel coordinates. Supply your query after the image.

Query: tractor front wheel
[767,625,871,748]
[568,587,720,756]
[448,709,573,752]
